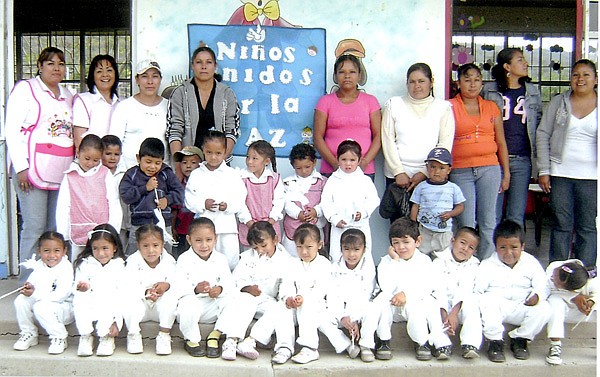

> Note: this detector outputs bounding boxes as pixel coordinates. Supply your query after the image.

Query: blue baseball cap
[425,147,452,165]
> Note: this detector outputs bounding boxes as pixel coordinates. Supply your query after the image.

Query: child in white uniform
[475,220,551,363]
[13,231,74,354]
[101,135,128,247]
[545,259,597,365]
[176,217,236,358]
[73,224,126,357]
[123,224,177,355]
[217,221,294,362]
[431,226,482,358]
[320,229,376,362]
[321,140,379,263]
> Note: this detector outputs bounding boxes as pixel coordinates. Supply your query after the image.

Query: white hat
[136,59,161,75]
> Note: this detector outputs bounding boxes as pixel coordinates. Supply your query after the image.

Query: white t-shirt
[552,109,598,180]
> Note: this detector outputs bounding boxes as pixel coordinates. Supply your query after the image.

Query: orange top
[450,94,501,169]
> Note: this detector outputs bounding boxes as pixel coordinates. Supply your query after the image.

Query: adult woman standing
[72,54,120,150]
[5,47,74,282]
[381,62,454,219]
[313,39,381,178]
[482,48,542,227]
[449,63,510,260]
[109,60,169,169]
[167,46,240,173]
[537,59,598,269]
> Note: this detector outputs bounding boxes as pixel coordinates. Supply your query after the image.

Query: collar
[89,87,119,104]
[65,161,104,175]
[36,76,69,100]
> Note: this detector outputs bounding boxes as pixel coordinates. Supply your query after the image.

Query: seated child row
[14,218,596,366]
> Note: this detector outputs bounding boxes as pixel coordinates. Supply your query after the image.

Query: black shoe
[184,341,206,357]
[510,337,529,360]
[487,340,505,362]
[375,340,392,360]
[415,342,432,361]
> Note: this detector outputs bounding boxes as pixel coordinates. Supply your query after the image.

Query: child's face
[292,157,316,179]
[78,146,102,172]
[186,226,217,261]
[251,233,278,258]
[91,238,117,266]
[337,150,360,174]
[426,161,451,183]
[390,235,421,260]
[450,232,479,262]
[39,239,66,268]
[138,233,164,268]
[137,155,163,176]
[295,235,323,263]
[495,236,523,268]
[246,148,270,177]
[202,140,226,171]
[342,241,365,270]
[102,144,121,171]
[181,155,201,178]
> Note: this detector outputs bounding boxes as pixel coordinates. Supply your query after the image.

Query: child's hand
[208,285,222,298]
[341,316,360,340]
[156,197,168,210]
[304,208,317,223]
[195,281,212,295]
[205,199,218,211]
[390,291,406,307]
[285,296,296,309]
[246,220,255,228]
[242,284,261,297]
[387,246,399,260]
[336,220,347,228]
[146,176,159,191]
[152,282,170,296]
[446,312,459,336]
[77,281,90,292]
[524,293,539,306]
[353,212,362,221]
[108,323,119,337]
[572,294,595,315]
[145,288,160,302]
[218,202,227,211]
[439,211,452,222]
[21,282,34,297]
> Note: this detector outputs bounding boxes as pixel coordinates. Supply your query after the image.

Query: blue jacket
[119,164,184,226]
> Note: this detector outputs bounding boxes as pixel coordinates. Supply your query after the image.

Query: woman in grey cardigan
[167,46,240,172]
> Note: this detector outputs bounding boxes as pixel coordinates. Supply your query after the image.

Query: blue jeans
[496,156,531,228]
[450,165,501,260]
[12,169,58,283]
[549,176,597,268]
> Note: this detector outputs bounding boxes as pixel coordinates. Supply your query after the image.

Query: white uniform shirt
[233,244,292,300]
[279,255,332,304]
[124,250,176,300]
[432,247,479,308]
[328,256,376,322]
[377,252,436,302]
[175,249,235,299]
[25,256,74,303]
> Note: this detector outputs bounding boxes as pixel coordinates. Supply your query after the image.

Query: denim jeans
[496,156,532,228]
[549,176,597,268]
[450,165,501,260]
[12,169,58,283]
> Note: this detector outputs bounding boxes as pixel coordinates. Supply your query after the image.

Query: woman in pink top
[313,39,381,178]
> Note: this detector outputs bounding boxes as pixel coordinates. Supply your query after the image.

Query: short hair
[340,228,366,248]
[457,63,482,79]
[138,137,164,159]
[79,134,103,153]
[135,223,164,243]
[454,226,480,242]
[188,217,216,236]
[247,221,277,246]
[248,140,277,172]
[202,129,227,149]
[293,223,321,244]
[493,220,524,244]
[336,139,362,159]
[37,47,65,69]
[406,62,434,97]
[86,54,120,97]
[101,134,122,149]
[289,143,317,164]
[37,231,67,251]
[556,262,590,291]
[389,217,420,243]
[191,45,223,82]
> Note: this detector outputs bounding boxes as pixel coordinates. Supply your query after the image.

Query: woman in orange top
[449,64,510,260]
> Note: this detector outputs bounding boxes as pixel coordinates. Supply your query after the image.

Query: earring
[507,72,511,77]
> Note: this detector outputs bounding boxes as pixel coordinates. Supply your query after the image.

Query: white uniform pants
[216,233,240,271]
[546,294,597,339]
[318,312,357,353]
[177,294,230,343]
[14,295,73,338]
[123,294,177,333]
[73,294,120,337]
[442,296,482,348]
[480,294,551,341]
[281,299,325,350]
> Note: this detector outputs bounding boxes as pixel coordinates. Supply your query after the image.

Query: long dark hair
[86,54,120,97]
[491,48,532,93]
[74,224,124,269]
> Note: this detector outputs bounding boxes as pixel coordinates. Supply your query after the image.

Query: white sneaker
[13,333,38,351]
[221,338,237,361]
[48,337,68,354]
[272,347,292,364]
[77,334,94,357]
[127,332,143,354]
[291,347,319,364]
[546,344,562,365]
[155,332,172,355]
[96,336,115,356]
[237,337,259,360]
[347,343,360,359]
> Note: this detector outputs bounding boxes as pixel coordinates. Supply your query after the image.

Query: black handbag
[379,183,411,221]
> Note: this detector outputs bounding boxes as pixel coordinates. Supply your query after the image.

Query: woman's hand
[395,173,410,188]
[538,175,551,194]
[17,169,32,193]
[408,172,427,191]
[499,173,510,193]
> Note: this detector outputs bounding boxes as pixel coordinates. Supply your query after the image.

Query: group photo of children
[3,32,597,369]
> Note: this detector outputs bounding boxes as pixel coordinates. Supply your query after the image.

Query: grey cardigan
[166,79,240,156]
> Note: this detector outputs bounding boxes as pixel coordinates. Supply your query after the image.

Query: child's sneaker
[221,338,237,361]
[291,347,319,364]
[461,344,480,359]
[48,337,67,354]
[346,343,360,359]
[510,337,529,360]
[415,343,432,361]
[487,340,505,362]
[237,337,259,360]
[77,334,94,357]
[545,344,562,365]
[375,339,392,360]
[271,347,292,364]
[155,332,172,355]
[96,336,115,356]
[360,346,375,362]
[435,345,451,360]
[127,332,143,354]
[13,333,38,351]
